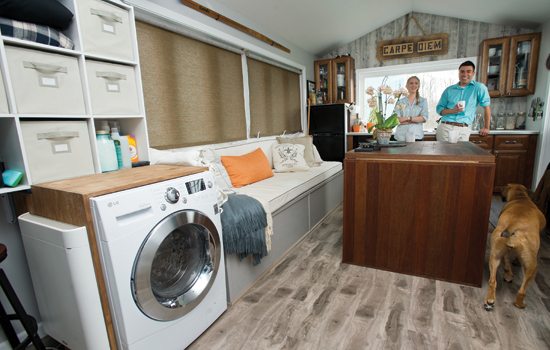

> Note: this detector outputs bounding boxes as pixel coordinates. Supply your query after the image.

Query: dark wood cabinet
[314,56,355,104]
[468,134,538,192]
[479,32,541,97]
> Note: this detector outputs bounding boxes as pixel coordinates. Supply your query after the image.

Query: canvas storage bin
[20,121,96,184]
[86,60,139,115]
[0,71,9,114]
[77,0,134,61]
[4,46,86,115]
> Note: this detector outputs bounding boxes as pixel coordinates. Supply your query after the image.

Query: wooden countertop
[31,165,208,197]
[346,141,495,163]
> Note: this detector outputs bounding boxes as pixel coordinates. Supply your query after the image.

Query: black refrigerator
[309,103,349,163]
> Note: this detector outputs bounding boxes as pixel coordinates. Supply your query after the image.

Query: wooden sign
[377,33,449,61]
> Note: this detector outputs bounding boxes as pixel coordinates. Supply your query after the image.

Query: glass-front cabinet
[314,59,332,104]
[314,56,355,104]
[479,32,541,98]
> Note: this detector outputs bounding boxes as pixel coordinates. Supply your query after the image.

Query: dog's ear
[501,184,510,202]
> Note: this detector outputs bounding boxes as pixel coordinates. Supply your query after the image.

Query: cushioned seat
[232,161,342,212]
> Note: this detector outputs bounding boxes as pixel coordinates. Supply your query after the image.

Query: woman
[394,76,428,141]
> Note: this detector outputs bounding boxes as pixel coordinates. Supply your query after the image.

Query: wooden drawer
[494,135,529,150]
[423,135,436,141]
[469,135,493,150]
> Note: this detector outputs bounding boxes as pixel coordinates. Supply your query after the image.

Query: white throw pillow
[313,144,323,164]
[149,148,202,166]
[201,148,235,193]
[276,135,318,167]
[272,143,311,173]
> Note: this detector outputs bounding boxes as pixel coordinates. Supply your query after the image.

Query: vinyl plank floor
[188,202,550,350]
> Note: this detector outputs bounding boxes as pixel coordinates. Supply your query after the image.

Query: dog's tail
[501,229,522,250]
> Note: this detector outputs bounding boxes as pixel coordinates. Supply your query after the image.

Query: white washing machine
[90,170,226,350]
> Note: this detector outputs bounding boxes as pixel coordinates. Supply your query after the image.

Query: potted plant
[366,79,408,145]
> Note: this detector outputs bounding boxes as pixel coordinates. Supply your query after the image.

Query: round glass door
[131,210,221,321]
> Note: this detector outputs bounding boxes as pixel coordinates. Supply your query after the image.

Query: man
[436,61,491,141]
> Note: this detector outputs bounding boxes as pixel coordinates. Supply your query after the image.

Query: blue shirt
[394,97,428,141]
[436,80,490,125]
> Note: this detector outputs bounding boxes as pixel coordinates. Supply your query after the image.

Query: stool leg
[0,269,45,350]
[0,299,20,348]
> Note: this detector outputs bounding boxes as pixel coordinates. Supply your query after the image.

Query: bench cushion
[233,161,342,212]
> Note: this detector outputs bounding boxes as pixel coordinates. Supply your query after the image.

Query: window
[356,57,477,130]
[247,57,302,138]
[136,21,247,149]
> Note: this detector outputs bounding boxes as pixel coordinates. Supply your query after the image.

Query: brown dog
[484,184,546,310]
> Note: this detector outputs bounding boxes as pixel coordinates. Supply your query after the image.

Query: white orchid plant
[366,79,408,132]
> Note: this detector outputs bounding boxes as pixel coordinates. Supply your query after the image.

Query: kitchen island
[343,141,495,287]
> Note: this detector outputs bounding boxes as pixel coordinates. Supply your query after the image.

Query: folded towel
[221,194,268,265]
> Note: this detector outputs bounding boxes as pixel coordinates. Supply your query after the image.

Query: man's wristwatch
[409,117,412,123]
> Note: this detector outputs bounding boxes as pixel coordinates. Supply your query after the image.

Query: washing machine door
[131,209,221,321]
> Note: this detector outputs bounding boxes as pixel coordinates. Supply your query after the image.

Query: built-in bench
[151,138,344,303]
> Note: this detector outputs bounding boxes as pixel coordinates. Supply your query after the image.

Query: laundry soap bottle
[111,128,131,169]
[96,130,118,172]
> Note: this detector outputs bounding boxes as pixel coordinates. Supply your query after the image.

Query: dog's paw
[484,301,495,311]
[514,301,526,308]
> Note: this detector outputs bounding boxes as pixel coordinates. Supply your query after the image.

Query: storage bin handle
[96,71,127,80]
[90,8,123,23]
[23,61,68,74]
[37,131,79,140]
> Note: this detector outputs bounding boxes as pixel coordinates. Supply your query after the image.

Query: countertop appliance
[309,103,349,162]
[90,170,226,350]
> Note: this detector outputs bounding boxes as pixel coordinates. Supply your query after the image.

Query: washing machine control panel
[164,187,180,204]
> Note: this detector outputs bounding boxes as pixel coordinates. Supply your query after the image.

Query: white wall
[527,18,550,187]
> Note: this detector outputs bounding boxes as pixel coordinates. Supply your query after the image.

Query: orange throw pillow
[220,148,274,188]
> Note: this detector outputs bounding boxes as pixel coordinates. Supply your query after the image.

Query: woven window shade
[247,57,302,137]
[136,21,247,149]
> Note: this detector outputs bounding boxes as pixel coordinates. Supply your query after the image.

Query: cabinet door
[493,150,527,192]
[332,56,355,103]
[314,59,332,104]
[506,33,541,97]
[478,37,509,98]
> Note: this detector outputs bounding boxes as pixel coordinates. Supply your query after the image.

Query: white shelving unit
[0,0,149,194]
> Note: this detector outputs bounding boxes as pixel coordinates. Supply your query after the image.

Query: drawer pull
[37,131,79,140]
[504,140,517,144]
[96,71,127,80]
[23,61,67,74]
[90,8,123,23]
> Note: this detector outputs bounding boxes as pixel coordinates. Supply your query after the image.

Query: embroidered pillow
[276,135,318,167]
[272,143,310,173]
[220,148,274,188]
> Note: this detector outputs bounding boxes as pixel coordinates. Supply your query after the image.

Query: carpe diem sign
[377,33,449,61]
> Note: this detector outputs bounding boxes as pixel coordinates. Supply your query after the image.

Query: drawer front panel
[469,135,493,149]
[86,60,140,115]
[5,46,86,115]
[494,135,529,150]
[78,0,135,61]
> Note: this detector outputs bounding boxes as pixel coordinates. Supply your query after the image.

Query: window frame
[355,57,478,123]
[129,1,307,148]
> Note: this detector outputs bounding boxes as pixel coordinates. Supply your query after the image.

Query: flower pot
[352,125,361,132]
[366,123,376,132]
[375,129,392,145]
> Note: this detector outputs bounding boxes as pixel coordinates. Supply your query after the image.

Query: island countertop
[346,140,495,163]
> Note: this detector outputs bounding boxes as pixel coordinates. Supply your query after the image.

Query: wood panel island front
[343,141,495,287]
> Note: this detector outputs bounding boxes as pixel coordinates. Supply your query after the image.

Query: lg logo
[107,201,120,207]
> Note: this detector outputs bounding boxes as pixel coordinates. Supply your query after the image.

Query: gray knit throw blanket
[221,194,268,266]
